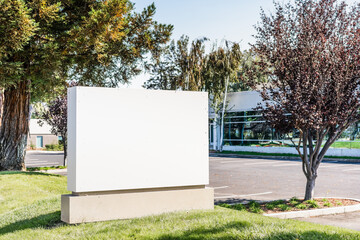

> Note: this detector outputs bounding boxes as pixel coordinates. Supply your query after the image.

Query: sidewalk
[40,168,67,176]
[296,211,360,231]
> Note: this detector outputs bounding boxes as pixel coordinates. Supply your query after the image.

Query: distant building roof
[29,119,53,135]
[226,91,263,112]
[209,90,264,117]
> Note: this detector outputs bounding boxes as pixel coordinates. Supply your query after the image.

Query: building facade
[27,119,60,149]
[209,91,360,156]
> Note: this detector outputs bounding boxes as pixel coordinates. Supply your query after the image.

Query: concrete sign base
[61,186,214,224]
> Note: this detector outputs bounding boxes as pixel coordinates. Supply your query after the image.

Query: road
[25,150,65,167]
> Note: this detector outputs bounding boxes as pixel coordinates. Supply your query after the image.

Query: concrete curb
[36,169,67,175]
[264,197,360,219]
[210,153,360,163]
[27,150,64,154]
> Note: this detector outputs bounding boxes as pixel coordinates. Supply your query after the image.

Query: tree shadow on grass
[258,231,360,240]
[156,221,359,240]
[0,211,64,235]
[157,221,251,240]
[0,171,63,177]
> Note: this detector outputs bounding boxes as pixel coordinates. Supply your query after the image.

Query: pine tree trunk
[0,81,30,171]
[304,177,316,200]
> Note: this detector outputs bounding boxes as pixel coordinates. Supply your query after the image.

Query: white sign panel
[67,87,209,192]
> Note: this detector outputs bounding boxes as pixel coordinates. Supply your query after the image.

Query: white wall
[223,145,360,157]
[68,87,209,192]
[29,119,53,135]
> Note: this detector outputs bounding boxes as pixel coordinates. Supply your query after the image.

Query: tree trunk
[0,81,30,171]
[0,88,4,125]
[219,77,229,152]
[63,137,67,166]
[304,177,316,200]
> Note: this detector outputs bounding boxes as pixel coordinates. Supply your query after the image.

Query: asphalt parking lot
[26,151,360,202]
[210,156,360,203]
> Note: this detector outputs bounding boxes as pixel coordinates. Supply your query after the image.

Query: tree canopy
[254,0,360,200]
[0,0,173,100]
[143,35,208,91]
[0,0,172,170]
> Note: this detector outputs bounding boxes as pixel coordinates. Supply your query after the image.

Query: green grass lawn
[330,141,360,149]
[1,172,360,239]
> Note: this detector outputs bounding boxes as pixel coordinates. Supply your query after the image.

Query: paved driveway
[210,156,360,203]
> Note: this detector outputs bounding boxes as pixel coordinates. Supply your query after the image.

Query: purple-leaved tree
[253,0,360,200]
[38,96,67,166]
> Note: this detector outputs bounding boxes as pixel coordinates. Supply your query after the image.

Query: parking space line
[243,162,279,166]
[212,186,229,189]
[214,191,272,199]
[26,163,60,166]
[214,195,237,199]
[219,160,259,164]
[273,163,300,167]
[26,161,48,163]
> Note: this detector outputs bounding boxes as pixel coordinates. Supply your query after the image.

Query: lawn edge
[264,197,360,219]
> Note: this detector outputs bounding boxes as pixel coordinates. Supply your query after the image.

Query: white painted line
[209,158,246,161]
[27,161,48,163]
[28,159,39,161]
[219,160,258,164]
[214,191,272,199]
[236,191,273,197]
[243,162,279,166]
[342,168,360,172]
[273,163,300,167]
[214,195,237,199]
[26,163,59,166]
[212,186,229,189]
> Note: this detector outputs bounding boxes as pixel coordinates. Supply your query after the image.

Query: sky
[122,0,359,89]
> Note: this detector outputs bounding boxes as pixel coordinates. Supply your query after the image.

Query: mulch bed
[219,198,360,214]
[263,198,359,214]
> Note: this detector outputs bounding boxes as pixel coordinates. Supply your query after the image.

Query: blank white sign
[67,87,209,192]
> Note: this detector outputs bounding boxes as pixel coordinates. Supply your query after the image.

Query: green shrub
[218,203,231,208]
[272,200,285,205]
[45,144,64,151]
[248,201,263,214]
[232,204,246,211]
[324,202,332,207]
[289,197,300,205]
[321,198,328,202]
[295,203,308,209]
[336,201,343,206]
[290,197,300,202]
[305,200,319,208]
[265,203,275,210]
[278,204,291,211]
